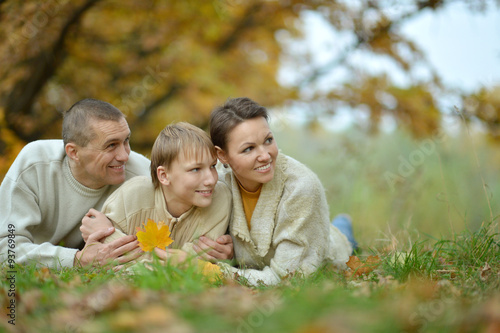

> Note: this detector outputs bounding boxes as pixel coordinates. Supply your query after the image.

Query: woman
[203,97,355,286]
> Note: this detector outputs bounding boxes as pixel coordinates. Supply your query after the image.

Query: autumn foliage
[0,0,499,180]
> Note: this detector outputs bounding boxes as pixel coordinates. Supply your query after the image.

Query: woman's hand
[193,235,234,262]
[80,208,113,242]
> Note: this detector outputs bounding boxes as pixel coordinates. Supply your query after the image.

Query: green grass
[2,127,500,332]
[1,223,499,332]
[274,125,500,246]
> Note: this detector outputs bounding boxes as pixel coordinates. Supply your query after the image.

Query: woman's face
[218,117,278,192]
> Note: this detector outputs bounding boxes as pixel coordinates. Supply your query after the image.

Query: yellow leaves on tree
[136,219,173,252]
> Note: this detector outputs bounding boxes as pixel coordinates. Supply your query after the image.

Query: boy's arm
[81,209,128,243]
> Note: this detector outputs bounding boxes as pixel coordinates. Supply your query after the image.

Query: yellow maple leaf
[135,219,173,252]
[197,260,223,283]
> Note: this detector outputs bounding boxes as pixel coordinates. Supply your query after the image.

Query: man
[0,98,150,268]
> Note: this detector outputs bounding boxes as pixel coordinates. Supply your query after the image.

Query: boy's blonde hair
[151,122,216,188]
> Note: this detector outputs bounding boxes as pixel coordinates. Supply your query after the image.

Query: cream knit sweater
[0,140,150,268]
[218,153,352,286]
[102,176,232,256]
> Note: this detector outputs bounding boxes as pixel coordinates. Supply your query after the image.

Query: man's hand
[74,228,142,267]
[81,208,113,242]
[193,235,234,262]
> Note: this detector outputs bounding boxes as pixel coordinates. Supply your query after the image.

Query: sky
[276,2,500,131]
[401,1,500,92]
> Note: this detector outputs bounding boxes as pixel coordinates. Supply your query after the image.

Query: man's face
[72,117,131,189]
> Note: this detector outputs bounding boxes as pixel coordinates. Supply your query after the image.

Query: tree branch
[4,0,101,141]
[130,83,183,132]
[216,2,263,53]
[297,0,447,88]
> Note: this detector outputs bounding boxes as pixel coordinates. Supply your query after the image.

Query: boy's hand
[193,235,234,262]
[81,208,113,242]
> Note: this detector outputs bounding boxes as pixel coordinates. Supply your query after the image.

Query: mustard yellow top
[236,179,262,231]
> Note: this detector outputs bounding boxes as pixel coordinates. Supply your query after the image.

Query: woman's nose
[257,146,271,162]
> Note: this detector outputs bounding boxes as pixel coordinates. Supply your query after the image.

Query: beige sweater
[218,153,351,286]
[102,176,232,255]
[0,140,150,268]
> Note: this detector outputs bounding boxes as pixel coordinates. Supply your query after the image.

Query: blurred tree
[462,86,500,142]
[0,0,301,156]
[279,0,499,138]
[0,0,498,177]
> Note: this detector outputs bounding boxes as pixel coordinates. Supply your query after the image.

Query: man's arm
[0,176,81,268]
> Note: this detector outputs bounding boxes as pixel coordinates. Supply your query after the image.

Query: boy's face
[161,148,218,217]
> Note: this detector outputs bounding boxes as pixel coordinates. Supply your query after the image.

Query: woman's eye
[211,164,217,169]
[191,168,200,172]
[265,137,273,144]
[242,146,253,153]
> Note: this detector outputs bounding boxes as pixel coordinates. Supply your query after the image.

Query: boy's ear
[65,143,79,161]
[215,146,227,165]
[157,166,170,186]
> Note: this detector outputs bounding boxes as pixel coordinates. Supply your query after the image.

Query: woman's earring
[223,164,229,168]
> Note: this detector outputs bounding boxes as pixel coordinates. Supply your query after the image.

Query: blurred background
[1,0,499,247]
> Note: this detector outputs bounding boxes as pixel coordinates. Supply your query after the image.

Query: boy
[82,122,231,262]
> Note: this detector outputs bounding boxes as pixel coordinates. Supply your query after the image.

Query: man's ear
[215,146,227,165]
[65,143,79,161]
[157,166,170,186]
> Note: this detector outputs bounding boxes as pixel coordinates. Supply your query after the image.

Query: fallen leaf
[480,262,492,282]
[482,296,500,333]
[346,255,381,277]
[35,267,51,281]
[136,218,174,252]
